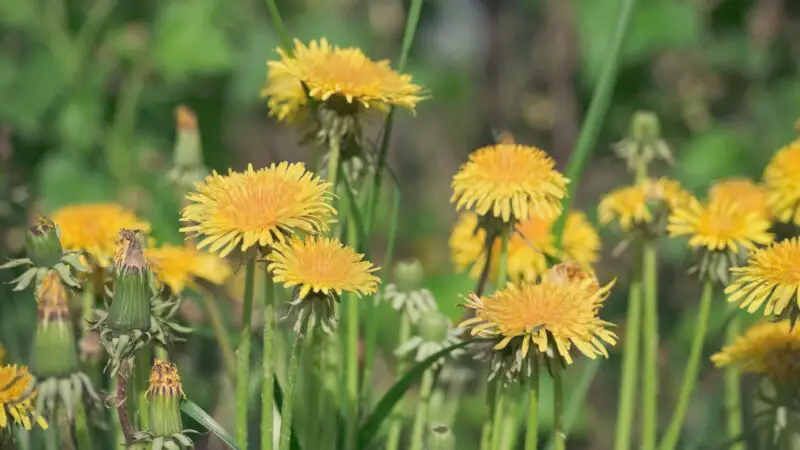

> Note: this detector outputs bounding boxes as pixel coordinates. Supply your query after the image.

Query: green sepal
[0,257,33,269]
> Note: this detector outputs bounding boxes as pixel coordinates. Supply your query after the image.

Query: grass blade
[181,399,241,450]
[357,340,472,449]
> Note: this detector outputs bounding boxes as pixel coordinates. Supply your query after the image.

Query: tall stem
[116,364,134,445]
[490,382,506,450]
[74,401,93,450]
[198,285,237,377]
[133,347,151,430]
[236,260,256,448]
[613,244,643,450]
[496,225,510,291]
[262,270,276,450]
[553,362,565,450]
[386,314,413,450]
[524,358,540,450]
[327,135,341,196]
[278,320,305,450]
[642,240,659,450]
[409,369,436,450]
[659,281,714,450]
[725,313,744,450]
[344,292,360,450]
[263,0,293,53]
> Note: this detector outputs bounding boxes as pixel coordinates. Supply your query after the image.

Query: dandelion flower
[668,197,773,253]
[147,244,232,295]
[449,211,599,282]
[264,38,424,119]
[180,163,335,258]
[726,238,800,316]
[709,178,770,221]
[451,144,569,223]
[460,268,616,365]
[0,365,47,430]
[52,203,151,267]
[764,139,800,225]
[598,177,689,233]
[711,320,800,381]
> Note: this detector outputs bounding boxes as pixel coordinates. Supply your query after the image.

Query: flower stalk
[524,358,540,450]
[262,273,276,450]
[409,369,436,450]
[236,260,256,448]
[278,318,305,450]
[553,362,565,450]
[386,313,412,450]
[642,239,659,450]
[724,313,744,450]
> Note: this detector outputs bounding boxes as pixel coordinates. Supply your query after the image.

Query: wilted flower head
[451,144,569,223]
[711,320,800,382]
[764,138,800,225]
[180,163,335,258]
[147,244,231,295]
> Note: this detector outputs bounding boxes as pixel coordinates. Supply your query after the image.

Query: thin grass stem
[642,240,659,450]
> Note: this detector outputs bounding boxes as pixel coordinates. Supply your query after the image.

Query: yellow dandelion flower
[460,273,617,365]
[764,139,800,225]
[52,203,151,267]
[180,163,336,258]
[711,320,800,381]
[709,177,770,221]
[0,365,47,430]
[726,238,800,315]
[667,197,773,252]
[267,235,380,300]
[146,244,232,295]
[598,177,690,232]
[264,38,424,117]
[449,211,599,282]
[451,144,569,223]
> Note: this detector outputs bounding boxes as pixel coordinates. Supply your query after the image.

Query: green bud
[108,230,152,332]
[630,111,661,143]
[418,312,449,343]
[394,259,424,293]
[148,360,185,437]
[32,272,79,377]
[26,217,63,268]
[427,424,456,450]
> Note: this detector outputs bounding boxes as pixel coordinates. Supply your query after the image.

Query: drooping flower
[449,210,599,283]
[460,265,616,366]
[726,238,800,316]
[0,365,47,430]
[711,320,800,381]
[451,144,569,223]
[147,244,231,295]
[180,163,335,258]
[598,177,690,234]
[52,203,151,267]
[263,38,424,121]
[764,139,800,225]
[709,178,770,221]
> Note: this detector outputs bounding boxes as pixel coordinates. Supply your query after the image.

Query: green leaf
[180,399,240,450]
[37,153,114,212]
[357,340,473,448]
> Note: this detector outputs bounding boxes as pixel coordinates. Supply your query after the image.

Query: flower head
[460,266,616,365]
[709,178,770,221]
[726,238,800,316]
[147,244,231,295]
[52,203,151,267]
[449,211,599,283]
[263,38,424,120]
[0,365,47,430]
[180,163,335,258]
[451,144,569,223]
[268,235,379,301]
[764,139,800,225]
[711,320,800,381]
[147,360,185,398]
[36,271,70,327]
[598,177,689,233]
[668,196,773,253]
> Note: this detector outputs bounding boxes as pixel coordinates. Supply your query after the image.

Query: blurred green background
[2,0,799,448]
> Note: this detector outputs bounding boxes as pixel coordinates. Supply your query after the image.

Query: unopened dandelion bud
[427,425,456,450]
[147,360,185,437]
[418,312,449,344]
[108,229,151,332]
[630,111,660,142]
[168,106,209,192]
[25,217,63,268]
[395,259,424,294]
[32,272,79,378]
[614,110,673,172]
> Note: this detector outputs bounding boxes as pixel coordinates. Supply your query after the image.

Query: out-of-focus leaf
[675,127,748,194]
[0,52,65,135]
[38,153,114,212]
[228,28,281,107]
[57,94,103,155]
[0,0,36,27]
[152,0,234,81]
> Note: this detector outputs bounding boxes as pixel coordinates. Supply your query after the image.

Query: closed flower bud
[614,111,673,172]
[418,312,449,344]
[32,272,78,377]
[147,360,185,437]
[108,229,151,332]
[168,106,209,191]
[394,259,424,294]
[25,217,63,268]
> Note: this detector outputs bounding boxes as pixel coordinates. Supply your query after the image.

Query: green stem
[263,0,293,53]
[490,382,506,450]
[197,284,237,378]
[327,135,341,198]
[553,363,565,450]
[496,225,510,291]
[524,359,540,450]
[642,240,659,450]
[236,260,256,448]
[409,369,436,450]
[278,320,305,450]
[658,281,714,450]
[56,406,75,450]
[262,271,276,450]
[134,347,151,430]
[725,313,744,450]
[75,401,92,450]
[552,0,638,247]
[386,313,412,450]
[480,422,492,450]
[613,247,643,450]
[81,279,95,334]
[499,397,519,450]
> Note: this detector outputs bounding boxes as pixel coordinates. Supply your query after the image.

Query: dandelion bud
[418,312,449,344]
[168,106,209,192]
[614,110,673,172]
[147,360,185,437]
[394,259,424,294]
[32,272,78,378]
[108,229,151,332]
[427,425,456,450]
[25,217,63,268]
[630,111,660,143]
